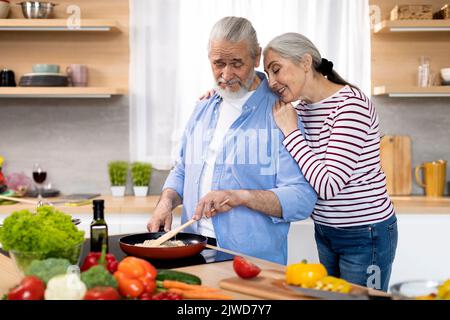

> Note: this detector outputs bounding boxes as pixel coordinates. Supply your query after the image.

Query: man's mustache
[217,77,241,86]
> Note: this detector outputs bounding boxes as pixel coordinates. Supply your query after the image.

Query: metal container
[17,1,57,19]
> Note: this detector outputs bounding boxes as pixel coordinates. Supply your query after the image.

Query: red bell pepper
[80,244,118,274]
[113,257,157,299]
[7,276,45,300]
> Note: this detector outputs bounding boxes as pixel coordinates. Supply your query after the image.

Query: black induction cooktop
[80,234,234,269]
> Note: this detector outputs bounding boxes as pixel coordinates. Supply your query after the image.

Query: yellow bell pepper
[438,279,450,300]
[286,261,328,288]
[314,276,352,293]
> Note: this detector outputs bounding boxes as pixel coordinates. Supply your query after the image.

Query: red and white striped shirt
[283,85,395,227]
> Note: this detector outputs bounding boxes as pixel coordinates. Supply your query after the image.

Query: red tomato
[84,286,121,300]
[233,256,261,279]
[7,276,45,300]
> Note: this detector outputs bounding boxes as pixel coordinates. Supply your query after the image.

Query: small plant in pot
[108,161,128,197]
[130,162,152,197]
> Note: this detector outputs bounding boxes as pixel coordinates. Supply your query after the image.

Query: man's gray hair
[208,16,260,59]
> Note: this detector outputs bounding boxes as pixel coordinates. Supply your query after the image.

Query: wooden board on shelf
[0,87,124,98]
[0,19,119,31]
[374,85,450,96]
[380,135,412,196]
[374,19,450,33]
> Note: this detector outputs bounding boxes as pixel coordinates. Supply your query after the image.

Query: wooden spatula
[149,198,229,247]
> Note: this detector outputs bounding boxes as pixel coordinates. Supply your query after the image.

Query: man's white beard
[216,70,256,100]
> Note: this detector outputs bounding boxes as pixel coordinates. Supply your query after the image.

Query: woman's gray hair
[208,16,260,59]
[264,32,352,87]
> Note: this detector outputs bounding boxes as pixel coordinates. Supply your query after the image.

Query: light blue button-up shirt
[163,72,317,265]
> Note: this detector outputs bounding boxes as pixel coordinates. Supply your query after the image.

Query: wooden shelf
[373,85,450,97]
[374,19,450,33]
[0,87,124,98]
[0,19,119,31]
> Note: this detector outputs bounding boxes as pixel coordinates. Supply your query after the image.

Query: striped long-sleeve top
[282,85,395,227]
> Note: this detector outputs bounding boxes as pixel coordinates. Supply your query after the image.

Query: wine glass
[32,163,47,200]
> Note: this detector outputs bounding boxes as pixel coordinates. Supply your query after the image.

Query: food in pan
[135,239,186,248]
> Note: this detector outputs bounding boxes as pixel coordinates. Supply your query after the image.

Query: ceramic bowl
[32,64,60,74]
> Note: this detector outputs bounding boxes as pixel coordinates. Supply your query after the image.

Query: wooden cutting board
[219,269,315,300]
[219,269,371,300]
[380,135,412,195]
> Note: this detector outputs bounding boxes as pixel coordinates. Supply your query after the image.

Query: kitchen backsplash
[374,96,450,196]
[0,96,449,196]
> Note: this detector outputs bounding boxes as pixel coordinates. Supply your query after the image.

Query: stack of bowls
[19,64,69,87]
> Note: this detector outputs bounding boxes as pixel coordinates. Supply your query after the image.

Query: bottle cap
[93,199,104,219]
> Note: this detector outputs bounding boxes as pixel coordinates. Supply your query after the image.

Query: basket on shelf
[390,4,433,20]
[433,4,450,19]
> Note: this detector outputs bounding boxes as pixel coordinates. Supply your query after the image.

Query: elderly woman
[263,32,397,291]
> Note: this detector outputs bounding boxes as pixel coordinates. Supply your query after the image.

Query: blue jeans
[314,214,398,292]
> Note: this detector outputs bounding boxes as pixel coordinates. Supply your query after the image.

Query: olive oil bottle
[90,199,109,252]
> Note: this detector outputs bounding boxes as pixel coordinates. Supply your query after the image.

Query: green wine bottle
[90,199,109,252]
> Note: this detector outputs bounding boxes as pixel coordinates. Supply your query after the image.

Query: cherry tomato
[84,286,120,300]
[139,292,154,300]
[7,276,45,300]
[151,292,183,300]
[233,256,261,279]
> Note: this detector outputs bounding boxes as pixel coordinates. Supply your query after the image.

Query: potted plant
[108,161,128,197]
[130,162,152,197]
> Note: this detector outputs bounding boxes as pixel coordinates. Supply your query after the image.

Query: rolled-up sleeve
[269,129,317,223]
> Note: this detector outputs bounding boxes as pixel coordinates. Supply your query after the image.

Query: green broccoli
[25,258,71,284]
[80,265,118,289]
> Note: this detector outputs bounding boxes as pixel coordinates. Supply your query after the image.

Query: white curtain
[130,0,371,170]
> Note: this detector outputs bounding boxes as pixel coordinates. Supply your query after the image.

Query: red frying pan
[119,232,207,260]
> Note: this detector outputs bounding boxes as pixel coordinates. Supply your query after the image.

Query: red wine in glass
[33,171,47,184]
[32,163,47,199]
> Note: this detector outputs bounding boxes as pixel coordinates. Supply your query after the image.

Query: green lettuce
[0,206,85,260]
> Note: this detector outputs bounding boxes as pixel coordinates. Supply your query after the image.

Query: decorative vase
[110,186,125,197]
[0,1,10,19]
[133,186,148,197]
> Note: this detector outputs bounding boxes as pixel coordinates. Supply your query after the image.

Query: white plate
[390,280,441,298]
[23,73,67,77]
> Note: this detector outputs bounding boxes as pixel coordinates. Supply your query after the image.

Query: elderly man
[147,16,317,264]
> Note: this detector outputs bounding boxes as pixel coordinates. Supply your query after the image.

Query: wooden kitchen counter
[391,196,450,214]
[0,195,182,215]
[1,195,450,215]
